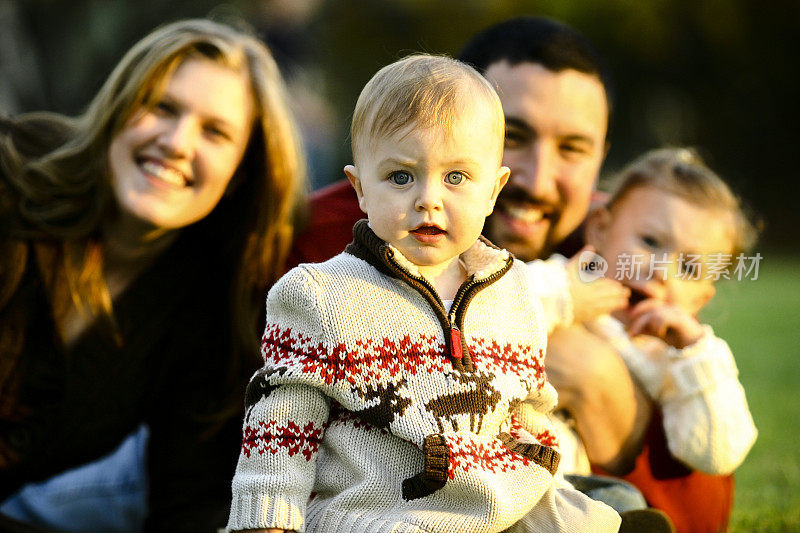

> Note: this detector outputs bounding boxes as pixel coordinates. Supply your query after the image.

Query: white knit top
[585,316,757,475]
[525,258,757,476]
[227,222,620,532]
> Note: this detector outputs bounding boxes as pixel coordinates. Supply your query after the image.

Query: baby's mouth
[627,287,650,307]
[411,225,446,235]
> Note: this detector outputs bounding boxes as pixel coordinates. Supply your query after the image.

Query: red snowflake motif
[535,429,559,448]
[508,414,560,449]
[241,420,324,461]
[469,340,547,390]
[260,326,447,385]
[446,435,530,479]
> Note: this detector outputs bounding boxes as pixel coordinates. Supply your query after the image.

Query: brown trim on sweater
[498,432,561,476]
[401,434,449,500]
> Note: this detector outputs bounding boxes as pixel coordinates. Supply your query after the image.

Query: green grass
[700,253,800,532]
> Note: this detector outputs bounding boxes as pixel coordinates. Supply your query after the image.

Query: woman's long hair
[0,19,307,413]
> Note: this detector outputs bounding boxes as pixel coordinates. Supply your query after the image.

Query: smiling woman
[108,57,255,231]
[0,19,306,530]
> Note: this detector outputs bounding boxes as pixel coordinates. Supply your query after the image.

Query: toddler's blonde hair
[350,54,504,163]
[606,147,759,256]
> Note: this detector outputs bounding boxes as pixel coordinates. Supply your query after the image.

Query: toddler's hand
[566,247,630,323]
[627,299,705,348]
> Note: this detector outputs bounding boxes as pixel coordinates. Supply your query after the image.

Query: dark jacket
[0,121,251,529]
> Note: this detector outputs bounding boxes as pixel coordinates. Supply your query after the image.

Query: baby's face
[587,185,734,317]
[346,110,509,272]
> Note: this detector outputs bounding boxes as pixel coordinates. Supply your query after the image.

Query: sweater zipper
[386,255,464,362]
[387,253,513,365]
[447,264,510,359]
[447,282,473,360]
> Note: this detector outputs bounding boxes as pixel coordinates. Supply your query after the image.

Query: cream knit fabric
[524,255,572,335]
[585,316,757,475]
[525,259,756,476]
[227,229,620,532]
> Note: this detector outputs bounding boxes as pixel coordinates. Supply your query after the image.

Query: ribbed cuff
[402,434,449,501]
[227,493,305,532]
[498,432,560,475]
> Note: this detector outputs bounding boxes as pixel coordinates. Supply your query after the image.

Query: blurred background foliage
[2,1,799,529]
[1,0,798,250]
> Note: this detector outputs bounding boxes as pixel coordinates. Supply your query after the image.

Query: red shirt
[612,410,734,533]
[286,179,735,532]
[285,180,363,270]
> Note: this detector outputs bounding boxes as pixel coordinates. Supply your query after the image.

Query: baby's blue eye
[389,171,413,185]
[445,171,464,185]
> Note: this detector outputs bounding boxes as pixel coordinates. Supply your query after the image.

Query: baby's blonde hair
[606,147,759,256]
[350,54,504,162]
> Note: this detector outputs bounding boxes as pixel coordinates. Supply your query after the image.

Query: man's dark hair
[458,16,614,131]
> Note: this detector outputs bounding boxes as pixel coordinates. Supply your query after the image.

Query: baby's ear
[584,205,611,248]
[487,166,511,215]
[344,165,368,214]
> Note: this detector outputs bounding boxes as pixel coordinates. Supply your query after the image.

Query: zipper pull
[450,325,463,359]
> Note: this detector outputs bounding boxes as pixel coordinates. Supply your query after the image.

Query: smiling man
[481,62,607,261]
[459,22,610,262]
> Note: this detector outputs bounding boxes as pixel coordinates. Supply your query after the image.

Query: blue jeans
[565,473,647,513]
[1,425,149,533]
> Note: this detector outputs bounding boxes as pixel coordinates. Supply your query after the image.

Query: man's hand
[627,299,705,349]
[546,324,652,475]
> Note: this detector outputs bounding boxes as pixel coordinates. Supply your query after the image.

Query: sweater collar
[345,219,512,282]
[346,219,513,371]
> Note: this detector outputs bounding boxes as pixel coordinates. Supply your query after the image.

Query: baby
[534,147,758,476]
[226,54,621,532]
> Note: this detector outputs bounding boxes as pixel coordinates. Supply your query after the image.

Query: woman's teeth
[140,160,189,187]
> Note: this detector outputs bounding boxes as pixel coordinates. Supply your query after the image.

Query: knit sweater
[585,316,757,475]
[227,221,620,532]
[525,257,757,476]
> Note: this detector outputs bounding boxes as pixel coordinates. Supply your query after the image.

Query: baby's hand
[566,247,630,323]
[627,299,705,349]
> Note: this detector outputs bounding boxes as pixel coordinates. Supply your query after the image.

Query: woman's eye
[560,142,588,155]
[445,171,465,185]
[204,125,231,141]
[154,101,177,116]
[389,171,413,185]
